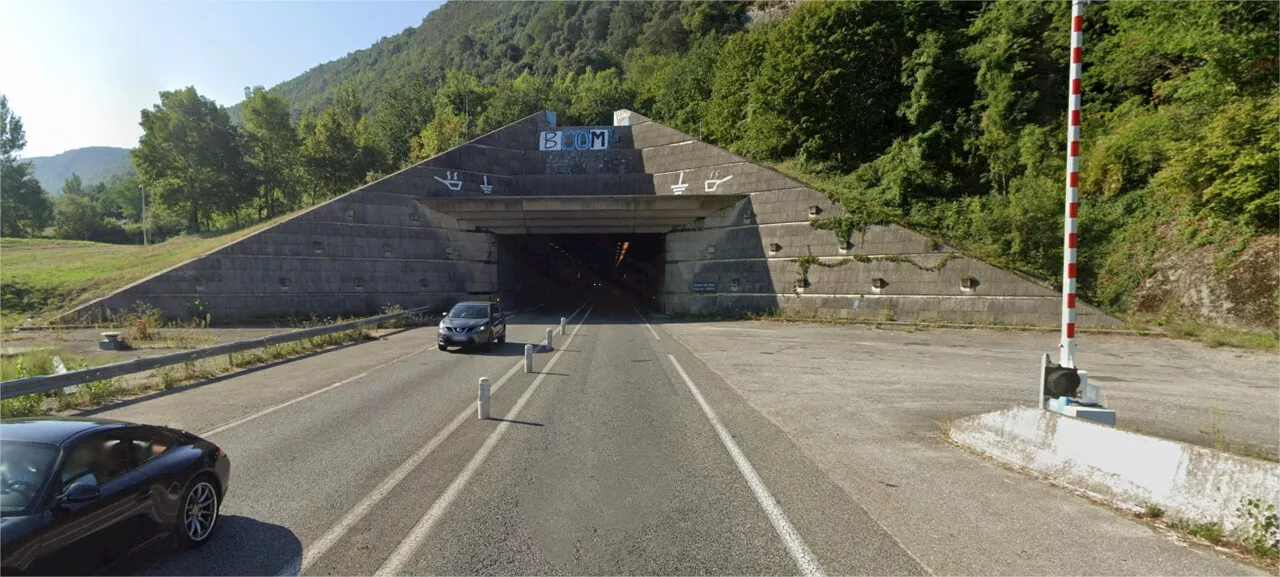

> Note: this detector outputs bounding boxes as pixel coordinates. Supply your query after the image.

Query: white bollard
[524,344,533,373]
[546,328,553,351]
[560,317,567,335]
[478,377,490,420]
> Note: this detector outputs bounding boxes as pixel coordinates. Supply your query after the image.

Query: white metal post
[478,377,490,420]
[545,328,553,351]
[1060,0,1085,368]
[560,317,566,335]
[524,344,533,373]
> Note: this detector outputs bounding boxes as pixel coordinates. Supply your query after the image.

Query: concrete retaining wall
[950,406,1280,535]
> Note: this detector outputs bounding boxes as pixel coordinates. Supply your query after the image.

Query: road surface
[87,303,1261,576]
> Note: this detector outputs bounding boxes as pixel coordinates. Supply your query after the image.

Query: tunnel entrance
[497,234,664,312]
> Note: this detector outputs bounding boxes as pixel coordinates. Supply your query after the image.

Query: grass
[0,326,372,419]
[1198,406,1280,463]
[0,214,294,327]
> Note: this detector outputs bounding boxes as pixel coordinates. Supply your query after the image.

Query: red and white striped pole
[1060,0,1085,368]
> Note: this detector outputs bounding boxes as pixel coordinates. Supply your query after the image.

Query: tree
[478,71,545,134]
[569,68,633,125]
[0,95,52,237]
[409,108,467,163]
[370,79,434,169]
[132,87,250,232]
[61,174,87,197]
[53,194,103,240]
[242,86,303,217]
[300,85,382,199]
[740,1,916,168]
[705,30,767,146]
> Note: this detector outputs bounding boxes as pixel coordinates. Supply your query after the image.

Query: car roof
[0,416,134,446]
[452,301,494,306]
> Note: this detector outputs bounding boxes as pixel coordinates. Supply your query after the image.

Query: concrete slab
[661,319,1276,575]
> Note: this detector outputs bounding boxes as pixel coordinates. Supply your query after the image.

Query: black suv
[437,301,507,351]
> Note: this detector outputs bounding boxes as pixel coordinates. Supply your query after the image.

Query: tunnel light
[961,276,979,290]
[871,278,888,290]
[808,205,822,218]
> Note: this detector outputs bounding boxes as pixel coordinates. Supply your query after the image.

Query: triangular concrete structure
[64,110,1120,328]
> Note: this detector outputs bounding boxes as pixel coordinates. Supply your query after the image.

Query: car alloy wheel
[182,480,218,544]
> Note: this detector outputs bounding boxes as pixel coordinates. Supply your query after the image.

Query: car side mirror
[57,481,101,504]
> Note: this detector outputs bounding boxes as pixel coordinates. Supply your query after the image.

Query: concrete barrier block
[951,406,1280,535]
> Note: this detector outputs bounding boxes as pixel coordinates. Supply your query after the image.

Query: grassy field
[0,217,288,328]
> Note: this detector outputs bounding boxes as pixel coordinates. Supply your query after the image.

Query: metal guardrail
[1,306,434,401]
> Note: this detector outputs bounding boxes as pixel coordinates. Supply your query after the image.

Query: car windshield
[0,441,57,516]
[449,305,490,319]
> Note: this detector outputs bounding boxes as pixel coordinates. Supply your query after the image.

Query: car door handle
[134,488,152,501]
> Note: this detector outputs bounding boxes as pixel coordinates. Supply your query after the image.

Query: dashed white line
[374,305,595,576]
[667,354,826,577]
[284,301,591,575]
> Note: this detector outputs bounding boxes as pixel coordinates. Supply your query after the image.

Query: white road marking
[201,346,432,437]
[283,301,591,575]
[296,359,525,573]
[635,307,661,341]
[667,354,826,577]
[203,303,590,440]
[374,305,594,576]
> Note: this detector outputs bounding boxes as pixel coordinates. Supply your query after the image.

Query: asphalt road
[86,302,1262,576]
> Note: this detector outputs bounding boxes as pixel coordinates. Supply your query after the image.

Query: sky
[2,0,445,158]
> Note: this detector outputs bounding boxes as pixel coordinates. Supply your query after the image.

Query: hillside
[131,0,1280,333]
[24,146,135,194]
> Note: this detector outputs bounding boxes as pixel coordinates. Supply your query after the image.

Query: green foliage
[54,194,126,243]
[133,87,251,232]
[1,95,54,237]
[1237,497,1280,558]
[242,86,304,218]
[1156,96,1278,231]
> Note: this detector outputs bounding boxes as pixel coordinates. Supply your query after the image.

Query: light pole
[139,184,148,246]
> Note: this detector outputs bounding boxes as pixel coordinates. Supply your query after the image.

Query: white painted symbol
[671,171,688,195]
[434,172,463,191]
[704,171,733,193]
[480,175,492,194]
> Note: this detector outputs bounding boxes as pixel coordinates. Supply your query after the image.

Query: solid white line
[374,305,594,576]
[667,354,826,577]
[201,345,433,437]
[285,301,591,575]
[634,307,661,341]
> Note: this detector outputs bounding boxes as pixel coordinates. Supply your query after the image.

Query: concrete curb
[949,406,1280,535]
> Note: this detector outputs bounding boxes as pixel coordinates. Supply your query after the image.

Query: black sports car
[0,417,231,575]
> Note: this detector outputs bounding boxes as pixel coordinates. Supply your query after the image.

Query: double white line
[292,301,591,575]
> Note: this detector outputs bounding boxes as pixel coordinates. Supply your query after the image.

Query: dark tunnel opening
[497,234,664,312]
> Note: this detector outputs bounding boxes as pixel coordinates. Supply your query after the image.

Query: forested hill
[25,147,135,195]
[241,0,1276,330]
[4,1,1272,334]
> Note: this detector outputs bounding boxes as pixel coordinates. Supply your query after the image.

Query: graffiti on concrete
[434,171,463,191]
[539,128,619,151]
[671,171,689,195]
[704,171,733,192]
[481,175,493,194]
[545,150,629,175]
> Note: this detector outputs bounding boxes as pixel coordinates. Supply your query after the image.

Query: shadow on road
[488,417,544,427]
[110,515,301,576]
